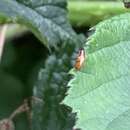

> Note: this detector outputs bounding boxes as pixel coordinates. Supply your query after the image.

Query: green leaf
[64,13,130,130]
[0,0,77,47]
[32,40,79,130]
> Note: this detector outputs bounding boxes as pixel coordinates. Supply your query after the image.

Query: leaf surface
[64,13,130,130]
[0,0,77,47]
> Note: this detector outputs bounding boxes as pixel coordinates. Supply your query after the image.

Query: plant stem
[68,1,130,27]
[0,25,7,61]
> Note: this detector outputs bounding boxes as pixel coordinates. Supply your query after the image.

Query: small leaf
[64,13,130,130]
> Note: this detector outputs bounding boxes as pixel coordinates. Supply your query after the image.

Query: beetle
[74,48,85,70]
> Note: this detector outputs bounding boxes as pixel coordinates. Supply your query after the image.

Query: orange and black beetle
[74,48,85,70]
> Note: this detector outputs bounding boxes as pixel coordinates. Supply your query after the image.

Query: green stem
[0,25,7,61]
[68,1,130,27]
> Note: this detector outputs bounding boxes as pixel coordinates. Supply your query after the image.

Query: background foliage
[0,0,84,130]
